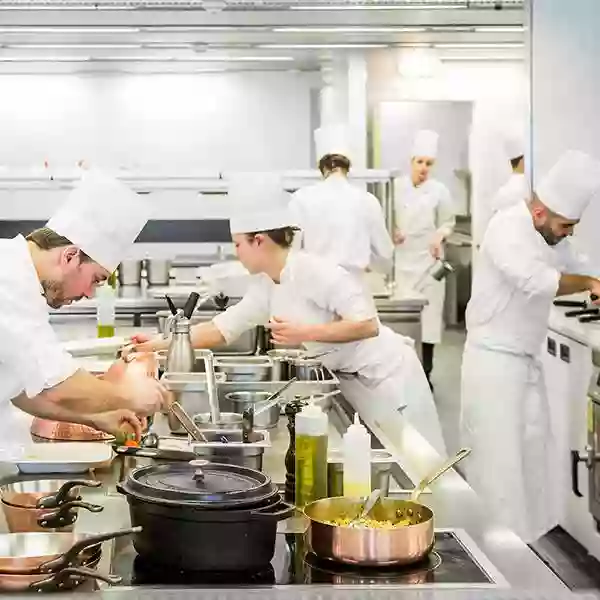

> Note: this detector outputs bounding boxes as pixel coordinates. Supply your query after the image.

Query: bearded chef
[490,127,530,217]
[461,150,600,543]
[289,124,394,282]
[393,130,456,389]
[132,173,447,457]
[0,169,169,454]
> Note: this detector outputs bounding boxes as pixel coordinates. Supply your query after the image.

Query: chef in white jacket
[289,124,394,280]
[490,128,530,216]
[0,169,168,454]
[393,130,456,388]
[133,173,446,456]
[461,150,600,543]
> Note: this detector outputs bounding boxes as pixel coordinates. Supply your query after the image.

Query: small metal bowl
[193,412,244,430]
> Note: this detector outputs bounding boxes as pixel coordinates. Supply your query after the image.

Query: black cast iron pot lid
[121,461,278,508]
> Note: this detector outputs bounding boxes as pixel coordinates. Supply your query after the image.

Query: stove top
[110,530,503,588]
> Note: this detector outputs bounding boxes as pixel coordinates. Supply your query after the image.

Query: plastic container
[342,414,372,497]
[295,404,328,509]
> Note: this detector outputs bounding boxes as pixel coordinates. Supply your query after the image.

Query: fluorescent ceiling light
[434,42,524,48]
[272,26,427,33]
[8,43,142,49]
[259,43,387,49]
[474,26,526,33]
[439,55,522,61]
[0,27,140,33]
[290,3,465,10]
[0,56,91,62]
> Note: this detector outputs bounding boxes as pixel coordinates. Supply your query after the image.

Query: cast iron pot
[116,460,293,571]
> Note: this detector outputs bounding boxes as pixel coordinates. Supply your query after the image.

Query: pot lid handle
[189,459,210,483]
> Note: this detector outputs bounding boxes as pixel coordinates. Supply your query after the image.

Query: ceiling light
[0,27,140,33]
[474,26,526,33]
[259,43,387,49]
[0,56,91,62]
[290,3,466,10]
[439,55,522,61]
[272,26,427,33]
[434,42,524,48]
[8,43,142,49]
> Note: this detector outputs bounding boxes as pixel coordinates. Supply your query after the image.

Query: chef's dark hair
[246,227,297,249]
[511,155,524,169]
[26,227,93,262]
[318,153,351,175]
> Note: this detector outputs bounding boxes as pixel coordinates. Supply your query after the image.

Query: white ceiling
[0,0,525,73]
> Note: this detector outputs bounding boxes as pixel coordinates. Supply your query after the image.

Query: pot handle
[37,479,102,509]
[30,567,122,592]
[37,501,104,529]
[40,526,141,573]
[249,500,295,521]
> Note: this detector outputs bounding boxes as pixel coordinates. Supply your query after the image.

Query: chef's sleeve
[288,192,305,252]
[0,288,78,398]
[301,255,378,322]
[365,192,394,272]
[435,184,456,239]
[212,280,271,345]
[485,217,561,299]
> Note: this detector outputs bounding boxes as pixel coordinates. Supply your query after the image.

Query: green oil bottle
[97,271,117,338]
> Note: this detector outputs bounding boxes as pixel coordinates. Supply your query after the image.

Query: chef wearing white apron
[393,130,456,388]
[290,124,393,282]
[490,128,530,217]
[461,150,600,543]
[133,173,447,457]
[0,169,159,455]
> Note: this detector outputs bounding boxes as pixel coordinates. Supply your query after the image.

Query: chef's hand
[118,376,171,417]
[266,318,313,346]
[393,228,405,245]
[89,409,143,441]
[429,235,443,259]
[123,333,158,354]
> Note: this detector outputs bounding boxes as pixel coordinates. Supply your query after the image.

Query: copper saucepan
[0,526,141,574]
[30,418,114,442]
[0,552,121,592]
[303,448,471,566]
[1,478,104,533]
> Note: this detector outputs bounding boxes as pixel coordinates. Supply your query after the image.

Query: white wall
[0,71,316,172]
[368,51,528,245]
[531,0,600,266]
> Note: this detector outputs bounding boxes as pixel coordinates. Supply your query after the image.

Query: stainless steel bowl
[118,260,143,286]
[290,357,327,381]
[193,412,243,430]
[267,349,306,381]
[146,259,171,286]
[224,391,280,429]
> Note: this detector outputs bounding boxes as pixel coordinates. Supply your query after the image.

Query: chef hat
[503,127,526,160]
[314,124,352,160]
[46,169,151,273]
[227,173,297,235]
[411,130,439,159]
[535,150,600,220]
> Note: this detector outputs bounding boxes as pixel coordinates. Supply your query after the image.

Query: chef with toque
[461,150,600,543]
[0,169,169,454]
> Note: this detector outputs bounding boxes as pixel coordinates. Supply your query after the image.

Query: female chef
[393,130,456,390]
[133,174,447,456]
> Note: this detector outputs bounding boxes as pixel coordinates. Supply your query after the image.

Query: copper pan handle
[410,448,471,502]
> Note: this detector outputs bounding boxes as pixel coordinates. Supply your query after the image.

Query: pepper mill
[284,398,306,504]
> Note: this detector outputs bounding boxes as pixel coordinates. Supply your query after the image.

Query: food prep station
[0,343,569,597]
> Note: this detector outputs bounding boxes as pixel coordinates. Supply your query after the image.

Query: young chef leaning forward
[0,169,170,454]
[131,173,447,457]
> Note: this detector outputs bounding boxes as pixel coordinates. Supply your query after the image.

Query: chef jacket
[490,173,530,216]
[213,250,407,381]
[0,235,78,450]
[289,174,394,274]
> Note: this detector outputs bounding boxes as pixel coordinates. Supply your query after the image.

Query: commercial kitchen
[0,0,600,598]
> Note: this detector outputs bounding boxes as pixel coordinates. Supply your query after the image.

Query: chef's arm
[11,390,105,428]
[23,369,130,414]
[557,274,600,297]
[366,193,394,273]
[305,318,379,343]
[434,187,456,242]
[191,321,227,348]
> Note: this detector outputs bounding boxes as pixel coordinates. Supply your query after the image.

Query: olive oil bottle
[96,271,117,338]
[295,403,328,509]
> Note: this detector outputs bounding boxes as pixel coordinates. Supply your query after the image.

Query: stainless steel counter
[0,395,569,597]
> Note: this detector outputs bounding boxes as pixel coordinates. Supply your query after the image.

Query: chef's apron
[394,183,446,345]
[460,343,558,543]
